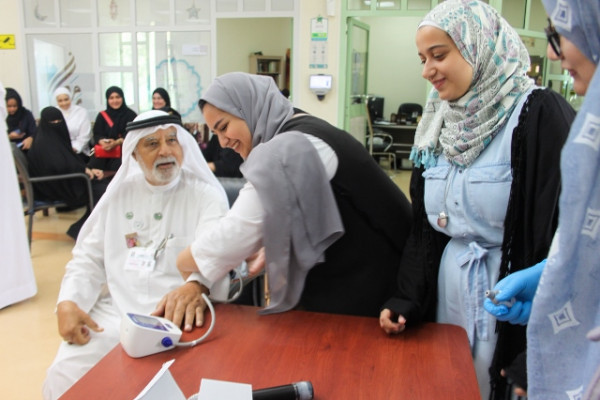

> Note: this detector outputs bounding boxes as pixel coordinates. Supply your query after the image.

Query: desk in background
[60,304,479,400]
[373,121,417,163]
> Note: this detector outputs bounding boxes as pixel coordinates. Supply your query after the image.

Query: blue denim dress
[422,88,532,398]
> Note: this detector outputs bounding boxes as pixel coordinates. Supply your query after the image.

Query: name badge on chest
[125,246,156,272]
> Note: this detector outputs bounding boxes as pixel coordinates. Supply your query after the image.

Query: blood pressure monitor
[119,293,216,358]
[120,313,183,358]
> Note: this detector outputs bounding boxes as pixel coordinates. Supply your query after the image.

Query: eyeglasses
[544,18,562,58]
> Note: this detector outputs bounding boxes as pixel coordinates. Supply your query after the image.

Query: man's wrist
[186,273,211,296]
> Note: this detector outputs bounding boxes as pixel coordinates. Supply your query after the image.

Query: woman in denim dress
[379,1,576,398]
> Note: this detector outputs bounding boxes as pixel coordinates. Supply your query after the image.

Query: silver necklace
[437,168,454,228]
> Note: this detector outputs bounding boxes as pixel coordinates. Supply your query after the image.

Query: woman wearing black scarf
[28,107,105,239]
[88,86,137,174]
[5,88,37,150]
[152,87,181,121]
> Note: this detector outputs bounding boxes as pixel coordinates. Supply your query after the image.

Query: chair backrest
[397,103,423,124]
[217,177,247,207]
[11,143,34,212]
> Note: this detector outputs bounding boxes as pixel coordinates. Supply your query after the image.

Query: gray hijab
[201,72,344,314]
[201,72,294,147]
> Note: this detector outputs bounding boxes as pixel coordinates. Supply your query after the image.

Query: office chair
[11,143,95,247]
[396,103,423,124]
[366,99,397,170]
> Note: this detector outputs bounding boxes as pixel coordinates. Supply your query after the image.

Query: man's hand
[379,308,407,335]
[151,282,209,332]
[246,247,265,277]
[56,301,104,345]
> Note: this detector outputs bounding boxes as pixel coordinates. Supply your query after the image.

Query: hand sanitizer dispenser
[309,74,332,101]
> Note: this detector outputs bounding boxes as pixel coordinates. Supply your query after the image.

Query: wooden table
[60,304,479,399]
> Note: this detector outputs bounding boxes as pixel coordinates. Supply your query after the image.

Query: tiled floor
[0,168,412,400]
[0,208,83,400]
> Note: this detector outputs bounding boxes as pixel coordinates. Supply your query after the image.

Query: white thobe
[43,170,229,400]
[0,89,37,309]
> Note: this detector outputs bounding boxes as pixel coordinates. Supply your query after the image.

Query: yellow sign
[0,35,16,49]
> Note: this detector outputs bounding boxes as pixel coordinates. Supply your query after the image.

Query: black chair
[366,98,397,170]
[11,143,94,247]
[217,177,247,207]
[396,103,423,124]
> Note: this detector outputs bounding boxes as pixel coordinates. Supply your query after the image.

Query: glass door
[344,17,370,145]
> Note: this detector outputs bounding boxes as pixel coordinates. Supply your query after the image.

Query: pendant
[437,211,448,228]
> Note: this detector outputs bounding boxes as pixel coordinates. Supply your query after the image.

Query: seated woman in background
[5,87,36,150]
[53,87,92,163]
[152,87,181,121]
[88,86,137,179]
[27,107,106,239]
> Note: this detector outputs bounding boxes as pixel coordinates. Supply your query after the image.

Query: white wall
[0,0,29,107]
[216,17,292,80]
[295,0,341,126]
[363,16,428,121]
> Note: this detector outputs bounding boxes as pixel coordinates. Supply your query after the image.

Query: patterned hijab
[411,0,534,168]
[527,0,600,398]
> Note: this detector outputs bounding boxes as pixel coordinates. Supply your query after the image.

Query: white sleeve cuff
[186,272,212,288]
[186,272,231,303]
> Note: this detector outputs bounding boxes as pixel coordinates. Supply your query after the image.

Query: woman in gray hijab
[178,72,412,317]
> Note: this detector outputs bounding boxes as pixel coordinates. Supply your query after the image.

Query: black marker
[253,381,314,400]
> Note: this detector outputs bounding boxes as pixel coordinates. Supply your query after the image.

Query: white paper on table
[197,378,252,400]
[134,359,186,400]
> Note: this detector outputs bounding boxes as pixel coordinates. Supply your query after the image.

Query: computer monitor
[367,96,384,122]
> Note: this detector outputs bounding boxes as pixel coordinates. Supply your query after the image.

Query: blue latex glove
[484,259,546,325]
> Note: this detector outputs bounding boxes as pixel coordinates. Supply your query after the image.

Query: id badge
[125,246,156,272]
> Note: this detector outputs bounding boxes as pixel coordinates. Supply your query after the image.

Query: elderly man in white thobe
[42,110,231,400]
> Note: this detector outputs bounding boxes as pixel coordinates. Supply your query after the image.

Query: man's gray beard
[139,156,181,184]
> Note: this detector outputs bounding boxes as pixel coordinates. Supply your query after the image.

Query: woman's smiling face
[202,102,253,159]
[416,25,474,101]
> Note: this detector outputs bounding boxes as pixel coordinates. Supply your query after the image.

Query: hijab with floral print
[411,0,534,168]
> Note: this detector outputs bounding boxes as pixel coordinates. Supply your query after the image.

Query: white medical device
[309,74,332,100]
[120,293,215,358]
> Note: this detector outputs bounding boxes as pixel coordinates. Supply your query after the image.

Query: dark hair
[152,87,171,107]
[198,99,207,110]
